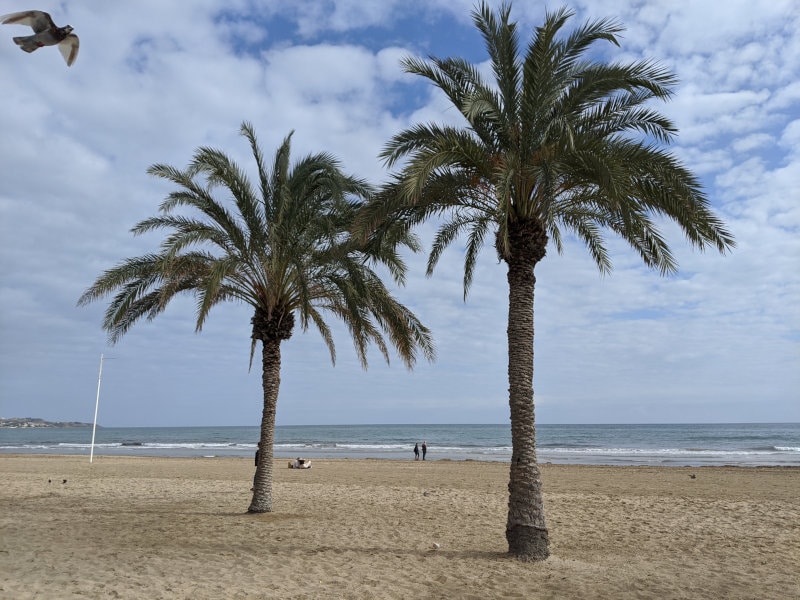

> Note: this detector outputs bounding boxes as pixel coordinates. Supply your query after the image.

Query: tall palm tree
[370,3,735,560]
[79,122,435,513]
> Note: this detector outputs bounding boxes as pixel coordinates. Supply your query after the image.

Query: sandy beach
[1,455,797,599]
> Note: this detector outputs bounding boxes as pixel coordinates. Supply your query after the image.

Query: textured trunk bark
[504,225,549,561]
[248,337,281,513]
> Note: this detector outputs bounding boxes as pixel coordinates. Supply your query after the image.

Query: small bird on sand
[1,10,79,66]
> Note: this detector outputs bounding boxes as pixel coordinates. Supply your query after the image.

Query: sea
[1,423,799,467]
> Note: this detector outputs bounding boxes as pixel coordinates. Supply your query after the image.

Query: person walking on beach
[422,441,427,460]
[414,442,420,460]
[252,442,261,490]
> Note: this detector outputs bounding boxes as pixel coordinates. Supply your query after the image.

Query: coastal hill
[0,417,95,428]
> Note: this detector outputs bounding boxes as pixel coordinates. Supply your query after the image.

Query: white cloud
[731,133,774,154]
[780,119,800,149]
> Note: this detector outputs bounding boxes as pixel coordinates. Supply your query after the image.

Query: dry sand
[1,455,798,599]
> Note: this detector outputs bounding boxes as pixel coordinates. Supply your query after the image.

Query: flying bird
[1,10,79,66]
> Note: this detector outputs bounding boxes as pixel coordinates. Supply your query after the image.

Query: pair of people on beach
[413,441,427,461]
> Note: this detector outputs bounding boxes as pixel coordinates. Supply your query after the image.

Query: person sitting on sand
[289,457,312,469]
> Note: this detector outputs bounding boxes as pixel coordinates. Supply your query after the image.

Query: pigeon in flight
[1,10,79,66]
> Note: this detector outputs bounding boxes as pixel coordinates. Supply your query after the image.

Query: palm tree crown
[79,122,434,512]
[380,3,734,290]
[372,2,734,561]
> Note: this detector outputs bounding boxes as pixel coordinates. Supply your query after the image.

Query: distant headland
[0,417,96,428]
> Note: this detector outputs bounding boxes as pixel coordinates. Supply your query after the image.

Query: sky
[0,1,797,428]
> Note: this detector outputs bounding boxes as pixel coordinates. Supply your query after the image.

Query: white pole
[90,353,104,463]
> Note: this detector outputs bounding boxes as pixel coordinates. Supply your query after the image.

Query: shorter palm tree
[79,122,435,512]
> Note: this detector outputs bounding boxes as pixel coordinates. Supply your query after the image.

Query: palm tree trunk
[248,337,282,513]
[504,231,549,561]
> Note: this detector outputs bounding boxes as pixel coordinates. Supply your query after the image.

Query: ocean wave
[0,444,51,450]
[273,442,513,454]
[145,442,247,449]
[3,442,796,457]
[274,443,410,450]
[48,442,254,450]
[2,423,798,466]
[541,447,790,456]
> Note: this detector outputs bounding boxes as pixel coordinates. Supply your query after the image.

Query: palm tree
[370,3,735,560]
[79,122,435,513]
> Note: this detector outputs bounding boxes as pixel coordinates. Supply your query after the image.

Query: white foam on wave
[542,447,788,456]
[45,442,254,450]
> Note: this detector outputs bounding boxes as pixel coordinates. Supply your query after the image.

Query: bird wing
[0,10,56,33]
[58,34,79,66]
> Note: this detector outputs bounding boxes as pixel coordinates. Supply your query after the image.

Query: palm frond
[81,122,434,378]
[372,1,733,300]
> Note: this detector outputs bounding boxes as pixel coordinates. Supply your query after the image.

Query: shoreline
[5,450,800,467]
[2,455,798,599]
[3,422,798,467]
[0,452,800,471]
